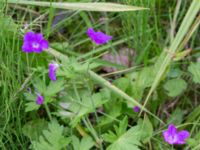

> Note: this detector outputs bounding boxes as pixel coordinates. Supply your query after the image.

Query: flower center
[32,42,39,49]
[169,134,178,144]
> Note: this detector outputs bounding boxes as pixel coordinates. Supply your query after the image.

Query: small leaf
[72,136,95,150]
[45,79,65,96]
[32,78,46,94]
[25,102,40,112]
[163,78,187,97]
[137,117,153,143]
[188,62,200,84]
[24,93,36,101]
[22,119,48,140]
[31,120,70,150]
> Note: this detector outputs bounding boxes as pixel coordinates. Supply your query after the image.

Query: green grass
[0,0,200,149]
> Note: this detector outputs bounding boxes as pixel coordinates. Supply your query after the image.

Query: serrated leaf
[25,102,40,112]
[103,118,153,150]
[31,120,70,150]
[105,126,141,150]
[163,78,187,97]
[22,119,48,140]
[69,92,108,126]
[24,93,36,101]
[45,79,65,96]
[6,1,148,12]
[188,62,200,84]
[32,78,46,94]
[72,136,95,150]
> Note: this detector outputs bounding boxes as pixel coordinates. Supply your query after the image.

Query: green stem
[44,104,52,121]
[82,117,103,149]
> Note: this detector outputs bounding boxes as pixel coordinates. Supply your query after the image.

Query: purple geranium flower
[36,94,44,105]
[87,28,112,45]
[133,106,140,113]
[22,31,49,53]
[163,124,190,145]
[48,63,59,81]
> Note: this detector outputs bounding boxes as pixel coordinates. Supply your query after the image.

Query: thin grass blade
[6,0,148,12]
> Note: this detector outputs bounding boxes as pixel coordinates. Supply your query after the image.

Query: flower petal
[35,33,43,41]
[24,31,35,41]
[167,124,177,135]
[162,124,178,145]
[87,28,112,45]
[41,39,49,49]
[22,42,33,53]
[36,94,44,105]
[163,130,178,145]
[48,63,59,81]
[176,130,190,144]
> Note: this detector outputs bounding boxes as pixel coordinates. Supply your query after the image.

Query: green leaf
[32,78,46,94]
[103,118,153,150]
[105,127,141,150]
[163,78,187,97]
[31,120,70,150]
[68,92,108,126]
[98,101,122,127]
[72,136,95,150]
[137,117,153,143]
[25,102,40,112]
[6,1,148,12]
[103,117,128,143]
[22,119,48,140]
[24,93,36,101]
[45,79,65,96]
[135,66,155,88]
[188,62,200,84]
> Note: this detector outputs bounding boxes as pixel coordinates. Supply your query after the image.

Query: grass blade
[6,0,148,12]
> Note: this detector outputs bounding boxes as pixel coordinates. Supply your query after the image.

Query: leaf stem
[44,104,52,121]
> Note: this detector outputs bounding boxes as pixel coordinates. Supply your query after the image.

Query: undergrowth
[0,0,200,150]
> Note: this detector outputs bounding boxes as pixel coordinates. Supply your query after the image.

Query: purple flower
[48,63,59,81]
[87,28,112,45]
[36,94,44,105]
[22,31,49,53]
[133,106,140,113]
[163,124,190,145]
